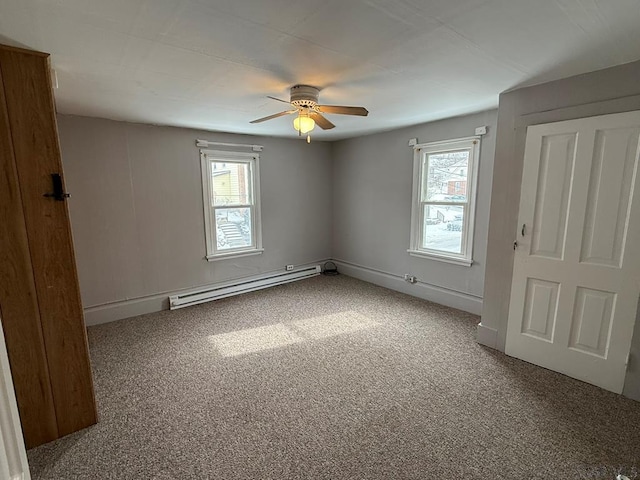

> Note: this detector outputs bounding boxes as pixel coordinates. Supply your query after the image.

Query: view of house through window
[409,137,480,265]
[421,150,469,254]
[211,161,253,250]
[201,151,262,260]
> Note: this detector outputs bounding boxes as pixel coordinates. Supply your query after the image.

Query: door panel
[506,111,640,394]
[521,278,559,342]
[567,287,615,358]
[530,133,576,259]
[580,127,640,267]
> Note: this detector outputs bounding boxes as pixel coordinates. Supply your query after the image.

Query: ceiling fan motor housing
[290,85,320,109]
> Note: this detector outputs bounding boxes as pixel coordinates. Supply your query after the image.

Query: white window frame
[408,136,481,267]
[201,149,263,261]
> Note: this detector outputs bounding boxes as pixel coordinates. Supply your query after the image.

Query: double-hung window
[409,136,480,266]
[201,150,263,260]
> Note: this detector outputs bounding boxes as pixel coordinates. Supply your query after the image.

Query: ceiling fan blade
[317,105,369,116]
[250,110,297,124]
[267,95,292,105]
[310,112,335,130]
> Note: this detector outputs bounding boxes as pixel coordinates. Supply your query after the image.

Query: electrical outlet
[286,265,294,271]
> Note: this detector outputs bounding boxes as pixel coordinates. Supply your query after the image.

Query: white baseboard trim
[83,294,169,326]
[476,322,499,349]
[84,259,483,326]
[83,260,332,326]
[332,259,483,315]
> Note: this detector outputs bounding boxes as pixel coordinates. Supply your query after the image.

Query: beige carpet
[27,275,640,479]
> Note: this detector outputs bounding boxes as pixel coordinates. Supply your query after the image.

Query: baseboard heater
[169,265,321,310]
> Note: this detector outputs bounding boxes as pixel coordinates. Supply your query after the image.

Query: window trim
[408,136,481,266]
[200,149,263,261]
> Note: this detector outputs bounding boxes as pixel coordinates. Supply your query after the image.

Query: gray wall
[479,60,640,400]
[57,115,333,324]
[331,110,497,314]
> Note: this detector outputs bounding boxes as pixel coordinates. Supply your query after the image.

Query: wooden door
[0,51,59,447]
[506,111,640,393]
[0,45,97,447]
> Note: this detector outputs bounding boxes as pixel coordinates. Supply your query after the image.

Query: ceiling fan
[250,85,368,142]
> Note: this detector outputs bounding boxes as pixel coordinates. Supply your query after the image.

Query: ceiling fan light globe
[293,116,315,134]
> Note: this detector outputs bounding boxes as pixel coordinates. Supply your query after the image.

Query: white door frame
[0,319,31,480]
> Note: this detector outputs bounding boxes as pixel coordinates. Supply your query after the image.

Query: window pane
[422,204,464,254]
[422,150,470,202]
[214,207,252,250]
[211,162,251,206]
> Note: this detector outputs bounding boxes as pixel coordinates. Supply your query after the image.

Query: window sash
[210,160,254,207]
[419,150,471,258]
[211,205,255,253]
[209,159,255,254]
[421,148,471,204]
[409,136,480,265]
[201,150,262,260]
[419,203,468,256]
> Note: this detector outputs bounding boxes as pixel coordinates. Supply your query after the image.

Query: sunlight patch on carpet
[208,311,378,357]
[209,324,303,357]
[290,311,378,339]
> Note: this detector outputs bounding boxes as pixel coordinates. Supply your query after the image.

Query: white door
[506,110,640,393]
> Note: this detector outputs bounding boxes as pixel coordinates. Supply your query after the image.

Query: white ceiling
[1,0,639,140]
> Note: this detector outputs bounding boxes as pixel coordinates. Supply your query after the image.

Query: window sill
[206,248,264,262]
[407,249,473,267]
